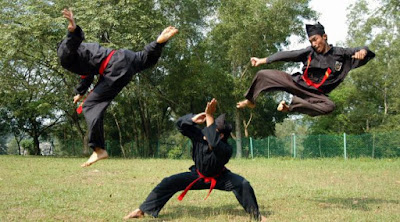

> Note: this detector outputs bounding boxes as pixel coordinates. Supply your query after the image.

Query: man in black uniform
[124,98,266,221]
[237,22,375,116]
[57,9,178,167]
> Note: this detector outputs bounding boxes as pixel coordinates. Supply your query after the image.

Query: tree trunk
[14,133,23,155]
[112,112,126,158]
[33,133,40,155]
[71,112,89,155]
[384,86,388,115]
[138,99,149,157]
[235,109,242,158]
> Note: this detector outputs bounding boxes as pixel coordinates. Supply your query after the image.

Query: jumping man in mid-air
[237,22,375,116]
[57,8,178,167]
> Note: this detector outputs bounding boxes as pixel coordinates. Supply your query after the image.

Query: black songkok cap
[215,114,233,137]
[306,22,325,37]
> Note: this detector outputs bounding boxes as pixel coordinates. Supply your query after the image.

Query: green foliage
[20,139,34,154]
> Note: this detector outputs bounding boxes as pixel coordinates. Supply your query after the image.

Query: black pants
[139,168,261,220]
[244,70,335,116]
[82,75,127,149]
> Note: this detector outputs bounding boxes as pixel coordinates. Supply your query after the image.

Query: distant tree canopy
[0,0,397,157]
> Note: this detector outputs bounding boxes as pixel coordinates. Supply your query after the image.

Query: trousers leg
[244,70,295,103]
[82,79,124,149]
[244,69,336,116]
[290,94,335,116]
[216,171,261,221]
[139,171,208,218]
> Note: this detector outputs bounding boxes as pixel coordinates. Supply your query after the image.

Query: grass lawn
[0,156,399,221]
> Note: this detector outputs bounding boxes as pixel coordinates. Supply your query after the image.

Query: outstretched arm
[251,47,311,67]
[250,57,268,67]
[57,8,85,55]
[62,8,76,33]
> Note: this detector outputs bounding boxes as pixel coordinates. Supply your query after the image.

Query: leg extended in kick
[237,70,295,110]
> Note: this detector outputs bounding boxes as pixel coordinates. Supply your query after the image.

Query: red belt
[99,50,115,75]
[178,169,222,201]
[302,55,332,92]
[76,50,115,114]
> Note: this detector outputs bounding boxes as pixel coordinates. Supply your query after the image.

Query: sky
[289,0,357,49]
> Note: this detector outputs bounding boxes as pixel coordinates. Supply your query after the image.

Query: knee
[241,179,251,189]
[160,176,173,185]
[255,70,281,80]
[324,101,336,114]
[83,106,101,123]
[157,176,178,190]
[255,70,269,78]
[232,177,251,190]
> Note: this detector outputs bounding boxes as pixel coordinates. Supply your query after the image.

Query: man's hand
[157,26,179,44]
[352,49,367,60]
[250,57,267,67]
[205,98,217,127]
[192,112,206,124]
[62,8,76,33]
[73,94,83,104]
[205,98,217,116]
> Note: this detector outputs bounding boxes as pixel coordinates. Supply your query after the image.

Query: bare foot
[81,147,108,167]
[261,215,267,222]
[123,209,144,220]
[157,26,179,43]
[62,8,76,32]
[236,99,256,109]
[277,100,289,112]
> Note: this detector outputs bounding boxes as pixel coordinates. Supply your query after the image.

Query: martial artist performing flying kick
[124,98,266,221]
[57,9,178,167]
[237,22,375,116]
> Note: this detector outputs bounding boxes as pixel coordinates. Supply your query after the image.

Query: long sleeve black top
[176,114,232,177]
[266,45,375,94]
[57,25,165,95]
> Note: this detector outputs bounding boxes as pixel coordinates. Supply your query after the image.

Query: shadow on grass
[153,204,273,221]
[312,197,399,211]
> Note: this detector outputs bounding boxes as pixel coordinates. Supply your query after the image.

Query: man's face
[308,34,327,53]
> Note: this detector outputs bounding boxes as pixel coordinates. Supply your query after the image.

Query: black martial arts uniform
[244,45,375,116]
[57,25,165,149]
[138,114,261,220]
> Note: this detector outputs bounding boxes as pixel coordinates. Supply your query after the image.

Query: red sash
[301,55,332,92]
[178,169,222,201]
[76,50,115,114]
[99,50,115,75]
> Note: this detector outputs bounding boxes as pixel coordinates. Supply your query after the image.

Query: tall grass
[0,156,399,221]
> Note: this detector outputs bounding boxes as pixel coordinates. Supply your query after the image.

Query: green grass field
[0,156,399,221]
